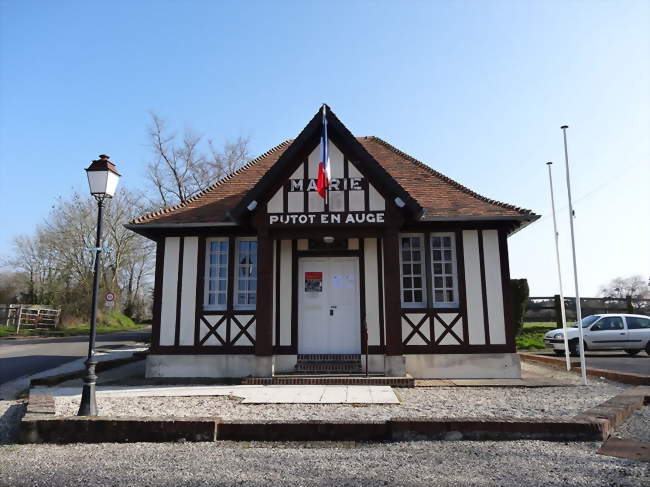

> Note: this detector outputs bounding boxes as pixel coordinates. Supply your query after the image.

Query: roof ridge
[131,139,293,224]
[363,136,533,215]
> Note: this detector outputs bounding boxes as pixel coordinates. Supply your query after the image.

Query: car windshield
[571,315,600,328]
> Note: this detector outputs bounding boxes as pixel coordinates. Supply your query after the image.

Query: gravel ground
[614,406,650,443]
[0,399,25,444]
[54,375,628,421]
[1,440,648,486]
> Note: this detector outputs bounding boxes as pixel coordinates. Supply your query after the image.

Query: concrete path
[36,384,400,404]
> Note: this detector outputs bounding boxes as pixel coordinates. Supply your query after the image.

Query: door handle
[619,332,625,335]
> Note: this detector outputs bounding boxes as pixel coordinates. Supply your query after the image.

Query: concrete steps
[295,354,362,374]
[242,376,415,387]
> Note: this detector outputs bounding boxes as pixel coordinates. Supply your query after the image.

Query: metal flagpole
[561,125,587,385]
[322,104,329,206]
[546,162,571,371]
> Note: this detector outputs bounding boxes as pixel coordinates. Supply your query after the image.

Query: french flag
[316,106,330,201]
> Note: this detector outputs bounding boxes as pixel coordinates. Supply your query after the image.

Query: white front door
[298,256,361,354]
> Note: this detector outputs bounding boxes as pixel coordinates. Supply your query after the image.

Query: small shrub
[510,279,529,336]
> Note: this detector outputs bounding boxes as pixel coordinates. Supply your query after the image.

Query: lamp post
[78,155,121,416]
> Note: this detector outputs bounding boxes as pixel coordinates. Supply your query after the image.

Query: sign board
[305,272,323,293]
[269,211,385,225]
[104,291,115,302]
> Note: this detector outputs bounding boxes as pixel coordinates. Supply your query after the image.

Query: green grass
[0,312,145,338]
[516,321,558,350]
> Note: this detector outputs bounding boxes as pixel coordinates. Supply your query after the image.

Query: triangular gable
[264,138,390,225]
[228,105,423,224]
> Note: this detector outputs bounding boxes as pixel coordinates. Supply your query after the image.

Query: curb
[519,353,650,386]
[19,387,649,444]
[30,353,146,387]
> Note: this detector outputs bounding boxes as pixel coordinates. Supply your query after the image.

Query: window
[234,238,257,309]
[205,238,228,309]
[399,234,425,307]
[572,315,601,327]
[430,233,458,307]
[591,316,624,331]
[625,316,650,329]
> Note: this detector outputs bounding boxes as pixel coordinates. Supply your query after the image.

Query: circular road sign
[105,291,115,302]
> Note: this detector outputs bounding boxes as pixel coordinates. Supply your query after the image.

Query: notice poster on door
[333,273,355,289]
[305,272,323,293]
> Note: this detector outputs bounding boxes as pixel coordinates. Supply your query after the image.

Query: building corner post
[382,214,405,375]
[253,216,274,375]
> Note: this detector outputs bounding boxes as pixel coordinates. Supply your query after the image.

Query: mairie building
[127,106,539,379]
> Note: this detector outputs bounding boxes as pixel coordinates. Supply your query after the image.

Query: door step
[295,354,362,374]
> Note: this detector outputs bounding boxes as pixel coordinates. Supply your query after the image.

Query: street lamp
[78,155,121,416]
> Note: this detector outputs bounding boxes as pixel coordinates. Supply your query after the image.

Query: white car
[544,314,650,356]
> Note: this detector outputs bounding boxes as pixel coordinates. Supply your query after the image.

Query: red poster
[305,271,323,292]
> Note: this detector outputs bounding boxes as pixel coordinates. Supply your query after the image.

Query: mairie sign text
[269,212,385,225]
[288,177,364,192]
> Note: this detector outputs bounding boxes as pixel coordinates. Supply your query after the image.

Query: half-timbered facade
[127,106,539,379]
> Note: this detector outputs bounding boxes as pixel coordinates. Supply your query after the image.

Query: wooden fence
[0,304,61,331]
[525,296,650,325]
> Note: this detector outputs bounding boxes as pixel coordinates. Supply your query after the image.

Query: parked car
[544,314,650,356]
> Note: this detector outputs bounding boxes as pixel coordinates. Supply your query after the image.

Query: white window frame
[204,237,229,310]
[430,232,459,308]
[234,237,258,310]
[399,233,426,308]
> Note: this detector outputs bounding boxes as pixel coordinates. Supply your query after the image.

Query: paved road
[0,328,150,384]
[533,350,649,376]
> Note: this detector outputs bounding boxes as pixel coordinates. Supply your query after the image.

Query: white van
[544,314,650,356]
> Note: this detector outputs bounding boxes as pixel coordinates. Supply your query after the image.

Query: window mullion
[424,232,433,310]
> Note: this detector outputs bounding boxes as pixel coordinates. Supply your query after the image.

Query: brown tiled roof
[357,137,534,219]
[131,137,534,225]
[131,140,293,224]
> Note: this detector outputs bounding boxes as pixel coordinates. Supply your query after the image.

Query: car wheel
[646,342,650,356]
[553,350,564,356]
[624,349,640,356]
[569,339,580,357]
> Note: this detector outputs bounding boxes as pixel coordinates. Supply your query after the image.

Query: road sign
[105,291,115,302]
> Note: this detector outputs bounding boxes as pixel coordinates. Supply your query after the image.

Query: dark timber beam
[254,216,273,356]
[383,206,404,356]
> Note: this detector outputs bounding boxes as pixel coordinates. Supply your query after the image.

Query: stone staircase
[295,354,362,374]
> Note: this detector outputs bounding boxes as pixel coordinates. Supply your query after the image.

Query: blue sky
[1,0,648,296]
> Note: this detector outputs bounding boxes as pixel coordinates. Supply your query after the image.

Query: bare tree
[5,188,155,322]
[146,113,250,206]
[598,275,650,299]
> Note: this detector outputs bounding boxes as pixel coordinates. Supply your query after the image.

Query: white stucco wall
[363,238,383,347]
[482,230,506,344]
[462,230,485,345]
[159,236,180,346]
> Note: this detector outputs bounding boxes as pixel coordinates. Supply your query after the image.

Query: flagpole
[546,161,571,371]
[322,104,329,206]
[561,125,587,385]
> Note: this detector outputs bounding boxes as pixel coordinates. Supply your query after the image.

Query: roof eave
[416,213,540,236]
[124,221,238,239]
[418,214,538,223]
